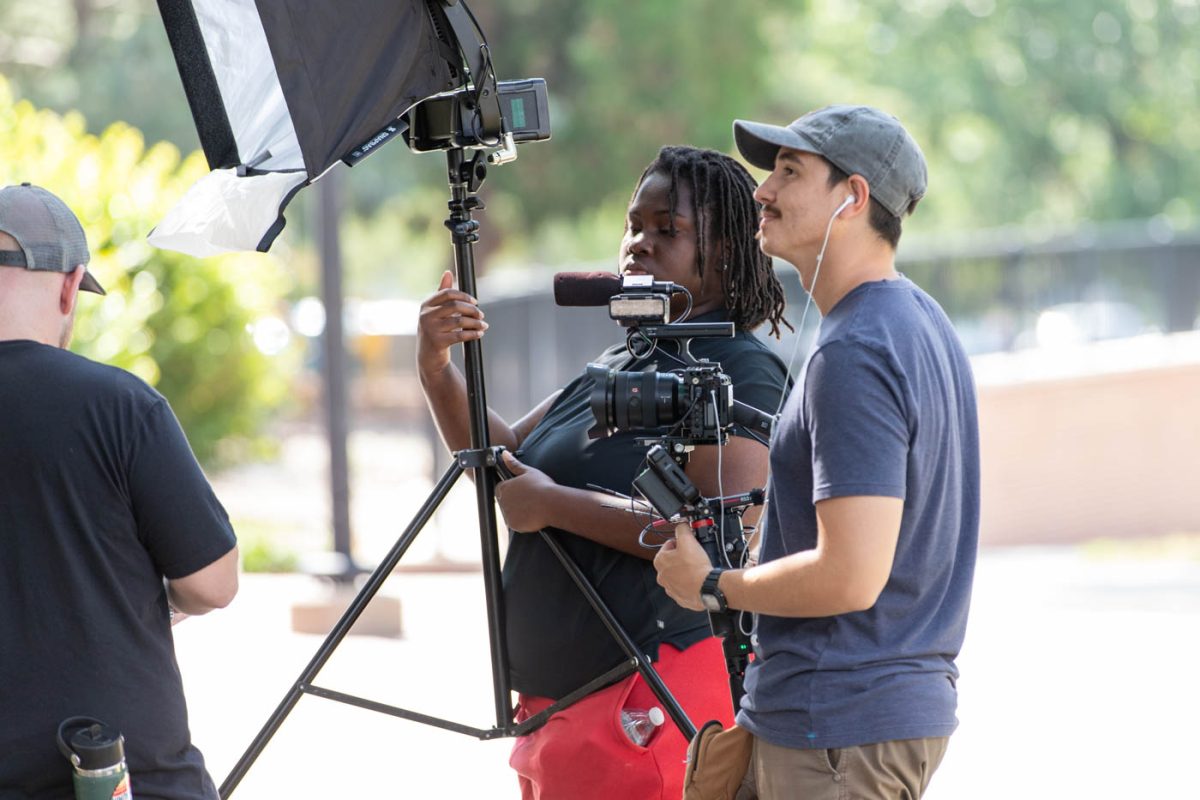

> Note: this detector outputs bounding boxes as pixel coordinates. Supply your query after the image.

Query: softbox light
[149,0,479,257]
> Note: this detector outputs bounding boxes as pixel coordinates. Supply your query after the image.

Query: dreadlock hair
[633,146,791,338]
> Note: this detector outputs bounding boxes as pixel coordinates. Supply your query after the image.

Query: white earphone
[807,194,858,297]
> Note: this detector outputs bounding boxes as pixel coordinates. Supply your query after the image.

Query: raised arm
[417,271,557,453]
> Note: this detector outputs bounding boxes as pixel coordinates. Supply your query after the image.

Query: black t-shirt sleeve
[127,399,237,578]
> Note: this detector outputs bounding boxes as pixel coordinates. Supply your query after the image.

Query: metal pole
[445,149,513,729]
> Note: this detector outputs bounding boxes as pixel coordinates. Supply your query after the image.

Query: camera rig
[583,284,778,702]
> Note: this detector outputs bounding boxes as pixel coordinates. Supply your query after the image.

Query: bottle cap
[647,706,665,726]
[69,724,125,770]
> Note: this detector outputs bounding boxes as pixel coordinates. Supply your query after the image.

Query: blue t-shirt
[737,276,980,750]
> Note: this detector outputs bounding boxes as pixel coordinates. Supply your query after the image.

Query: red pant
[510,637,736,800]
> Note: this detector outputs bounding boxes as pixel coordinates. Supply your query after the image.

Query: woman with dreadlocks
[417,145,790,799]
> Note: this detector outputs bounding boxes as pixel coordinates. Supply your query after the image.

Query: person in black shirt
[417,147,788,800]
[0,183,238,800]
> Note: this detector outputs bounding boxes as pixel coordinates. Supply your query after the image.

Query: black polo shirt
[502,311,788,699]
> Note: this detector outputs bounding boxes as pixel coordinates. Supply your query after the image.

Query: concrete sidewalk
[173,545,1200,799]
[174,571,518,798]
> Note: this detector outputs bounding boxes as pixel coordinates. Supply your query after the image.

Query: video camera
[586,356,733,447]
[581,276,775,534]
[583,276,774,451]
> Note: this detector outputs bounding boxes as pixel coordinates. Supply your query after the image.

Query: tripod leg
[467,456,513,729]
[219,462,465,799]
[538,531,697,741]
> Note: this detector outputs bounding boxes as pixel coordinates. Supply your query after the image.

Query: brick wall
[976,336,1200,544]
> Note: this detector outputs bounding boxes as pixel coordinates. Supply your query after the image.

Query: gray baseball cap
[734,105,927,218]
[0,183,105,295]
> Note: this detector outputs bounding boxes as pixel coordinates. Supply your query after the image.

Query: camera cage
[598,318,772,687]
[587,321,735,445]
[587,319,775,453]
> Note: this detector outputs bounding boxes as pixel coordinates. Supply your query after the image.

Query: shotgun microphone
[553,272,624,307]
[553,272,686,307]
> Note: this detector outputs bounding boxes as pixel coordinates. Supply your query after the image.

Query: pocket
[511,680,659,800]
[612,671,655,752]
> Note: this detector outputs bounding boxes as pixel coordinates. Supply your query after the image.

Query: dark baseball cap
[734,105,927,218]
[0,183,105,295]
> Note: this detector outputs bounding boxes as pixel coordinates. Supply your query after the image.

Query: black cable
[672,287,695,323]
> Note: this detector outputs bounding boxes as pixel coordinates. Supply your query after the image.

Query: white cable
[777,195,850,402]
[710,389,733,568]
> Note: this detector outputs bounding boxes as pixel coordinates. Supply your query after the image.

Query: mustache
[755,205,780,241]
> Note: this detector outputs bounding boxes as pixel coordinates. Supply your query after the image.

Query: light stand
[217,147,697,799]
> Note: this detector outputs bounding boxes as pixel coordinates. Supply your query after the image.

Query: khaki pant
[736,736,949,800]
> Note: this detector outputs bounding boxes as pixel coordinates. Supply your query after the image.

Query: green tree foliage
[0,76,297,465]
[475,2,791,222]
[737,0,1199,325]
[3,0,1197,289]
[755,0,1200,233]
[0,0,198,148]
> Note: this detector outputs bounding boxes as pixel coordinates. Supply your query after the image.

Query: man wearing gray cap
[0,183,238,799]
[656,107,979,798]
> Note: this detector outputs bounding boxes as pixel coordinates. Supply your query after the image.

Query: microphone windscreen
[553,271,623,307]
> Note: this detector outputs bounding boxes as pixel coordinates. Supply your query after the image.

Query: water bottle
[620,706,665,746]
[57,717,132,800]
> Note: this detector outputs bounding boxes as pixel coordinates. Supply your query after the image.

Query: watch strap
[700,568,727,612]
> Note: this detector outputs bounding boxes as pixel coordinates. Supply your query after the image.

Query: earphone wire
[775,194,851,407]
[746,196,850,560]
[710,388,733,568]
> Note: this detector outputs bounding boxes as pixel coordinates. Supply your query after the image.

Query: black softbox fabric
[151,0,458,256]
[259,3,452,177]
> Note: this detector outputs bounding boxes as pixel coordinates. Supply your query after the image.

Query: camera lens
[586,364,684,438]
[611,370,682,430]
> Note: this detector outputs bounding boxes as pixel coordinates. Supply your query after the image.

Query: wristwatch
[699,568,728,613]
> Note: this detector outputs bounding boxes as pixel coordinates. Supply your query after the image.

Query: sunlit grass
[234,518,301,573]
